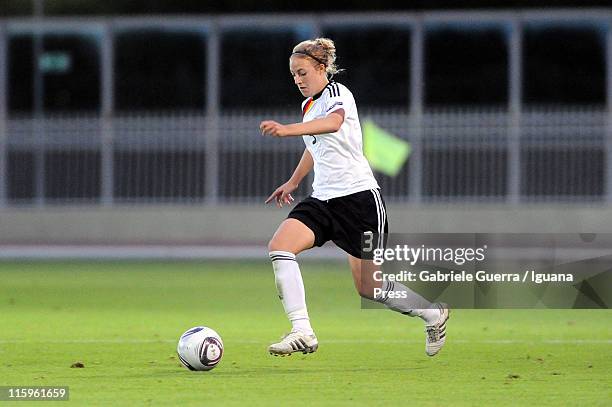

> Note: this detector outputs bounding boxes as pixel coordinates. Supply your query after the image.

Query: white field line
[0,339,610,345]
[0,245,344,260]
[1,244,610,261]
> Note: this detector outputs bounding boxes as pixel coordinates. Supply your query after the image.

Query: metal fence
[1,11,611,207]
[1,107,608,206]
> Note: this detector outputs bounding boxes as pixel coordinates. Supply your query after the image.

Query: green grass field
[0,261,610,406]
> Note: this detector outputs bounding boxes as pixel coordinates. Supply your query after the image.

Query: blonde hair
[292,38,342,77]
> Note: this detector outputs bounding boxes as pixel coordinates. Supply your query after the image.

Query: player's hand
[260,120,289,137]
[265,181,297,208]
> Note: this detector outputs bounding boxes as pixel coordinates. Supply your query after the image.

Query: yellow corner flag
[362,120,411,177]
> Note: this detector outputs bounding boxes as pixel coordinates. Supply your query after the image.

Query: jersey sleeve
[322,82,351,117]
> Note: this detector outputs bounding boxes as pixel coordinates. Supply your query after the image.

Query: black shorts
[287,188,388,259]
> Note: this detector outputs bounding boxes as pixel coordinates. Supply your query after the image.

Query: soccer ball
[177,326,224,371]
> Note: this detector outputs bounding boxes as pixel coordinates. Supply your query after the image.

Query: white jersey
[301,81,379,200]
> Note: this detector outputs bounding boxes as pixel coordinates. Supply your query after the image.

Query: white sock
[377,280,440,324]
[269,251,314,335]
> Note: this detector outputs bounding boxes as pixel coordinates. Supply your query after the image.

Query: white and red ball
[177,326,223,371]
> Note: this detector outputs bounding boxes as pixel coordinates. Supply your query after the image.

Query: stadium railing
[1,107,607,206]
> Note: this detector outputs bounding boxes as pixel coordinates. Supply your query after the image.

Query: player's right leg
[267,218,318,356]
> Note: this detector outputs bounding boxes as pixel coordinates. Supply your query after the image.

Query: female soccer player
[259,38,449,357]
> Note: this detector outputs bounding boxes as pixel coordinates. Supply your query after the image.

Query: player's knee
[356,281,376,300]
[268,237,292,254]
[267,237,279,253]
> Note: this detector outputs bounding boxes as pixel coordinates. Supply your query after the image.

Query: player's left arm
[260,109,345,138]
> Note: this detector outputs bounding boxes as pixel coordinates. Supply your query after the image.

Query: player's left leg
[347,255,450,356]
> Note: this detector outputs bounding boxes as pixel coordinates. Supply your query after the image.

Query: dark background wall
[6,21,607,112]
[2,0,612,16]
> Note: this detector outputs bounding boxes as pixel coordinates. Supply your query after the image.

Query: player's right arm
[265,148,313,208]
[259,110,344,138]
